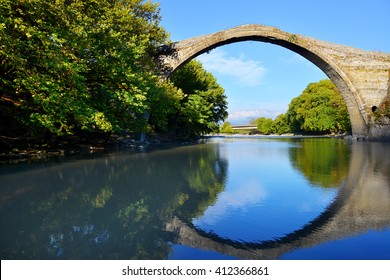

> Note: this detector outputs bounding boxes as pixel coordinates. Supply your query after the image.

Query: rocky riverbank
[0,134,202,163]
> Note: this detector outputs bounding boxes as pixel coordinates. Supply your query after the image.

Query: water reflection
[169,139,390,259]
[191,138,342,243]
[1,138,389,259]
[289,138,350,187]
[0,145,228,259]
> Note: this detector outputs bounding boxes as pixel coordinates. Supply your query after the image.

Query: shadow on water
[1,139,390,259]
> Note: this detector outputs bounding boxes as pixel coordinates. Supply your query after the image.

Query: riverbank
[0,132,353,163]
[0,133,202,163]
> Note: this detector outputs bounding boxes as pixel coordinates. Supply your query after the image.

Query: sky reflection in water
[192,138,338,243]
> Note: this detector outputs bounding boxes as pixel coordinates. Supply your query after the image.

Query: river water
[1,137,389,260]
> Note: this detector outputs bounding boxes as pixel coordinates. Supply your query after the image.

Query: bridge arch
[157,24,390,139]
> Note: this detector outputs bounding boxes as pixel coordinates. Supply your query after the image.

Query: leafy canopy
[150,60,228,138]
[0,0,169,139]
[287,79,351,134]
[220,121,234,134]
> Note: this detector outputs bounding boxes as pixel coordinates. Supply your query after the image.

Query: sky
[156,0,390,124]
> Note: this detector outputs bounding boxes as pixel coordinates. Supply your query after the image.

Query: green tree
[273,113,291,135]
[148,80,184,134]
[0,0,169,145]
[287,79,351,134]
[255,117,274,135]
[220,121,234,134]
[155,60,228,138]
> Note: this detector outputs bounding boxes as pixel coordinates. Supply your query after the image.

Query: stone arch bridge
[156,24,390,140]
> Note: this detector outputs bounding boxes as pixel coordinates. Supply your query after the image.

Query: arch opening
[157,25,369,138]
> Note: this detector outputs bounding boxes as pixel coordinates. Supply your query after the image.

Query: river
[1,137,389,259]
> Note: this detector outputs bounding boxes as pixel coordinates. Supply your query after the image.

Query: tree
[273,113,291,135]
[287,79,351,134]
[220,122,234,134]
[255,117,274,135]
[0,0,170,146]
[152,60,228,138]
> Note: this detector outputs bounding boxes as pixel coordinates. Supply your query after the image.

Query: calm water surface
[1,137,389,259]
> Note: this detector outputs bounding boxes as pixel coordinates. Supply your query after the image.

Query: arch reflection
[166,139,390,259]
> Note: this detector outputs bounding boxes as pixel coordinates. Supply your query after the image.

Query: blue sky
[157,0,390,124]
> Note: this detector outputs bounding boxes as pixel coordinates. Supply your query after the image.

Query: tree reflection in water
[0,144,228,259]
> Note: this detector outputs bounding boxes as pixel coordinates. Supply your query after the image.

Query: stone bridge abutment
[156,24,390,140]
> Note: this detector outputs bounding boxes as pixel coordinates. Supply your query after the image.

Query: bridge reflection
[165,142,390,259]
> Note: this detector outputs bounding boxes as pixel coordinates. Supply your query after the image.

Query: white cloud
[193,180,267,226]
[198,49,266,86]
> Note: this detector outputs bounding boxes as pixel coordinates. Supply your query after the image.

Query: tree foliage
[255,117,274,135]
[287,79,351,134]
[273,113,291,134]
[0,1,228,148]
[220,121,234,134]
[0,0,170,145]
[253,114,291,135]
[150,60,228,138]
